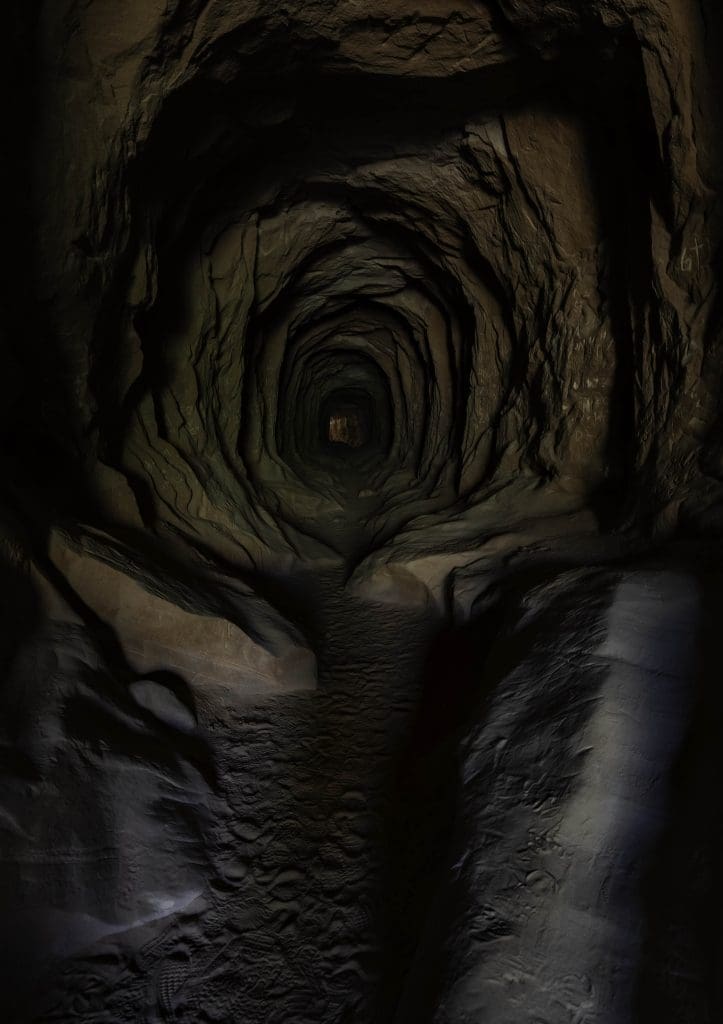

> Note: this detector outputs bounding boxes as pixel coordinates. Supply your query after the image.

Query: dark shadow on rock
[373,600,506,1022]
[634,557,723,1024]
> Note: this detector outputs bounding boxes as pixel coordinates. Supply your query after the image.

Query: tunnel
[2,3,723,1024]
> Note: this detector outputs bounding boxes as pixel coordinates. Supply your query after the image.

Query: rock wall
[2,2,723,1022]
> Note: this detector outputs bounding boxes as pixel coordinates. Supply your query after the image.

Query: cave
[3,2,723,1023]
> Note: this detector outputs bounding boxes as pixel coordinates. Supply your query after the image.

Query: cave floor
[16,552,722,1024]
[31,565,450,1024]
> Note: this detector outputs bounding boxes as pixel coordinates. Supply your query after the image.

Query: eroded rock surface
[2,1,723,1021]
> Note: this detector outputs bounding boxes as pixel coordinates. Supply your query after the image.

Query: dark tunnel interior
[3,3,723,1023]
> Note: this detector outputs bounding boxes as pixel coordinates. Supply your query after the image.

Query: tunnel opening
[126,56,645,549]
[279,347,396,493]
[326,401,370,449]
[322,389,373,452]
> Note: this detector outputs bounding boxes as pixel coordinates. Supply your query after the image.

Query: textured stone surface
[2,1,723,1021]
